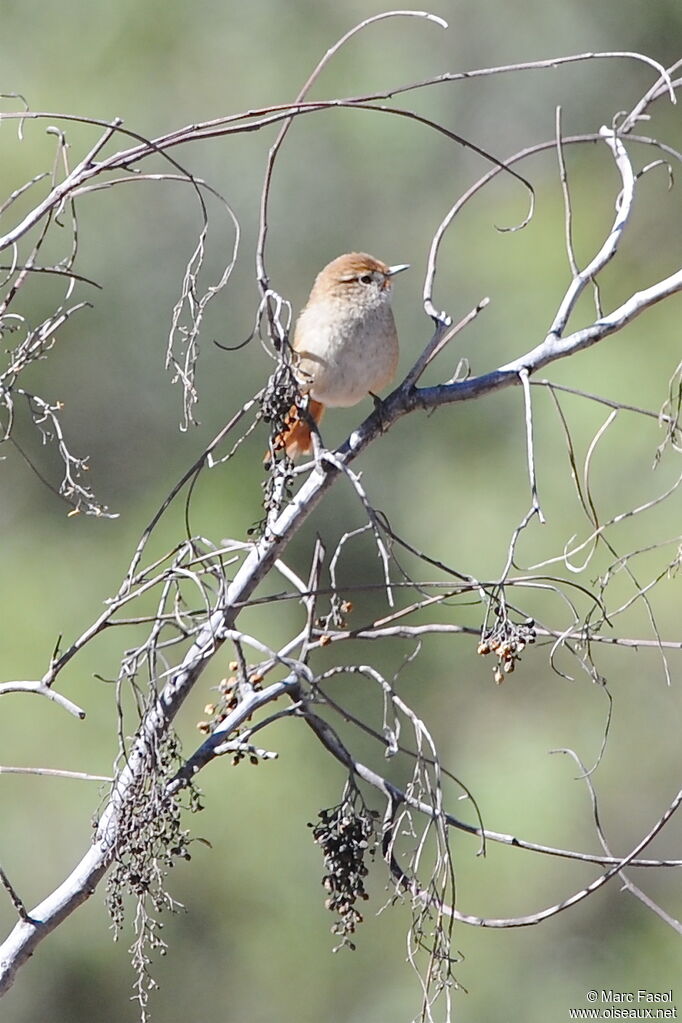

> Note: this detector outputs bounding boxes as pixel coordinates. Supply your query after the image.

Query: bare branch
[0,681,85,719]
[0,766,112,782]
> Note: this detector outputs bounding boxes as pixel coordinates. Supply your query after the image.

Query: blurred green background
[2,1,681,1020]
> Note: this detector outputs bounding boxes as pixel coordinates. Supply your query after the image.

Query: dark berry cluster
[246,356,302,536]
[104,730,196,939]
[310,798,378,950]
[261,356,300,465]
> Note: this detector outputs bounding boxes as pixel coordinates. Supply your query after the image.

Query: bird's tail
[268,399,325,460]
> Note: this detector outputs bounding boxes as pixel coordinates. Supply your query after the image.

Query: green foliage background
[1,1,681,1020]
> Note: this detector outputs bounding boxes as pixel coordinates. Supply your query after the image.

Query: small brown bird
[275,252,408,458]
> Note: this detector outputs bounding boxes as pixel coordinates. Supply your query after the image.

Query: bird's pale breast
[293,298,399,407]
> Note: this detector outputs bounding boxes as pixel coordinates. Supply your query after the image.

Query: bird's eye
[359,273,373,285]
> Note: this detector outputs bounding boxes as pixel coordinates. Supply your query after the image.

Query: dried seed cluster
[249,456,295,537]
[477,613,537,683]
[196,663,266,766]
[316,596,353,635]
[309,798,378,951]
[105,730,199,937]
[247,358,302,536]
[261,357,300,466]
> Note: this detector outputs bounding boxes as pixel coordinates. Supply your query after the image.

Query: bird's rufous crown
[312,252,409,295]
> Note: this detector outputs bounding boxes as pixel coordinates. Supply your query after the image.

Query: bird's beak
[386,263,410,277]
